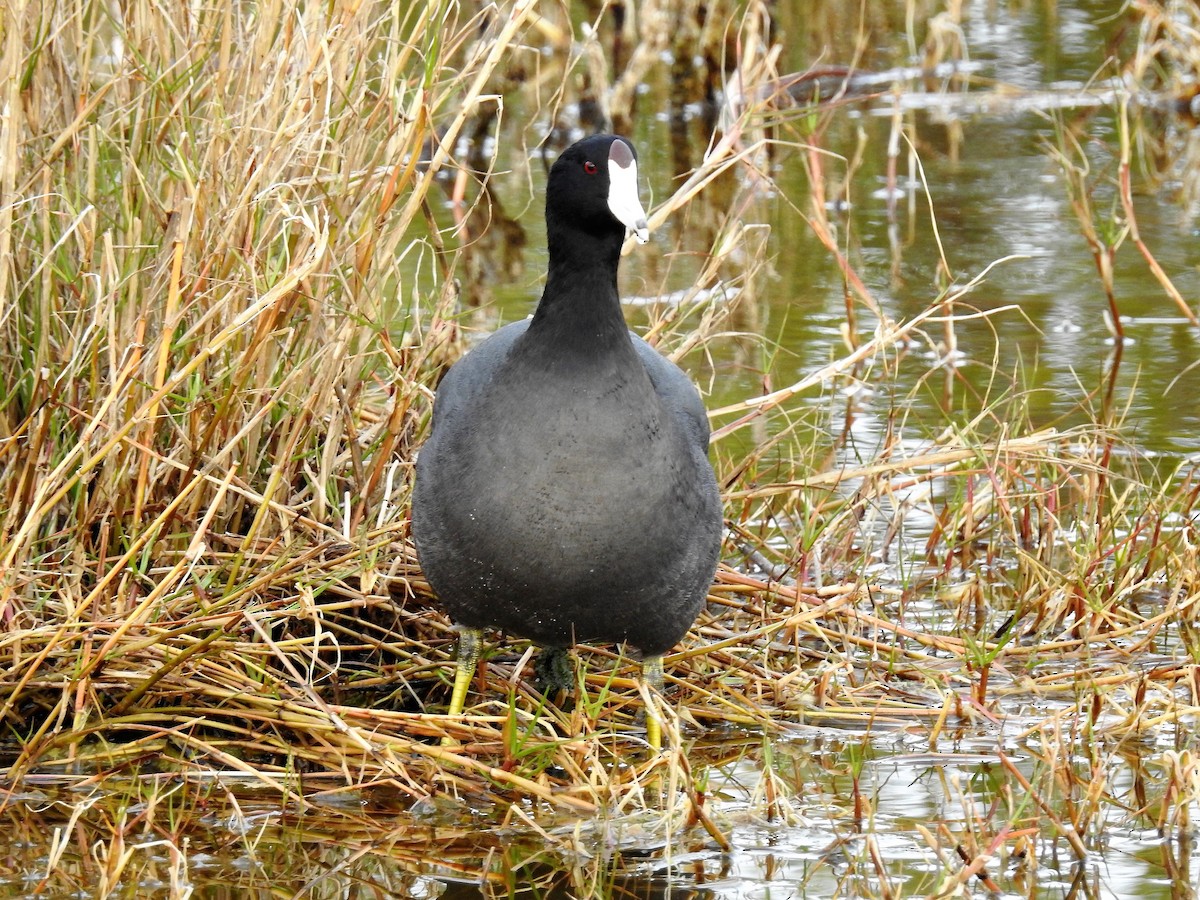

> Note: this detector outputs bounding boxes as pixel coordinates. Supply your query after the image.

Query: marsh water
[474,5,1200,464]
[8,1,1200,898]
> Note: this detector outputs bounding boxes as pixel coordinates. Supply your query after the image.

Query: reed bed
[2,0,1200,895]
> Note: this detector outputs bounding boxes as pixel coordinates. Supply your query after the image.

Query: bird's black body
[411,134,721,661]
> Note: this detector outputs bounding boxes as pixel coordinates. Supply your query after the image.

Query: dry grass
[2,0,1200,896]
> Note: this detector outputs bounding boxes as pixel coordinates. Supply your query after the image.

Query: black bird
[411,134,722,747]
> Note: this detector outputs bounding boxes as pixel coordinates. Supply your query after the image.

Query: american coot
[411,134,722,748]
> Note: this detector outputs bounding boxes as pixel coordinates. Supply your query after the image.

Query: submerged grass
[2,0,1200,895]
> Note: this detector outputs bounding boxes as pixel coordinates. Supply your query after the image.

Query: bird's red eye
[583,160,598,175]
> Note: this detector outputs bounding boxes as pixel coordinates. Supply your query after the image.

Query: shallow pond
[5,716,1198,897]
[473,0,1200,465]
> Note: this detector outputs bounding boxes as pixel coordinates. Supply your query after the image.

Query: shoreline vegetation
[1,0,1198,893]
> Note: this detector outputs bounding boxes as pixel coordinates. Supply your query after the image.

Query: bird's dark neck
[525,227,633,358]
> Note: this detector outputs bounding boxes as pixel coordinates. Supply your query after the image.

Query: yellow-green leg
[443,627,481,746]
[642,655,664,751]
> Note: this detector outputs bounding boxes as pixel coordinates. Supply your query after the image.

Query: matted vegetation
[2,0,1199,896]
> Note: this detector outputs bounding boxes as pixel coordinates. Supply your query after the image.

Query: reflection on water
[3,726,1197,898]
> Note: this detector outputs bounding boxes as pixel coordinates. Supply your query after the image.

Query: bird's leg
[641,655,664,751]
[534,645,574,704]
[443,627,482,746]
